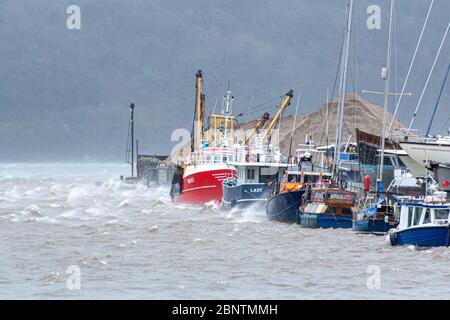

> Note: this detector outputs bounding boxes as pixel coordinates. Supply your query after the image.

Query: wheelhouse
[302,188,357,215]
[397,204,450,229]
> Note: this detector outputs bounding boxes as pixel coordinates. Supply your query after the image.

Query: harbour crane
[261,90,294,140]
[244,112,270,145]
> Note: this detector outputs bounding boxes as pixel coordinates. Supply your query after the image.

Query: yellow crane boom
[261,90,294,140]
[195,70,203,150]
[244,112,270,145]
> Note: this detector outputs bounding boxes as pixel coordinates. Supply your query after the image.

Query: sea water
[0,163,449,299]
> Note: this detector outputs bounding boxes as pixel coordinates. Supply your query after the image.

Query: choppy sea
[1,163,449,299]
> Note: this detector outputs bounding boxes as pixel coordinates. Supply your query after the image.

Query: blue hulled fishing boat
[266,147,332,222]
[221,91,293,210]
[266,188,306,222]
[298,187,356,229]
[222,162,286,210]
[387,191,450,247]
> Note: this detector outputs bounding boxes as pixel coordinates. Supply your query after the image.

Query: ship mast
[333,0,354,179]
[222,82,233,147]
[195,70,204,150]
[379,0,395,182]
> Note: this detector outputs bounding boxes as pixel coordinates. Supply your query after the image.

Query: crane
[244,112,270,145]
[261,90,294,140]
[191,70,203,151]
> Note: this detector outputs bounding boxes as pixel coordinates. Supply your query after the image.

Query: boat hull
[389,225,450,247]
[266,190,304,223]
[399,141,450,166]
[352,219,398,235]
[172,164,236,206]
[299,213,353,229]
[222,183,268,210]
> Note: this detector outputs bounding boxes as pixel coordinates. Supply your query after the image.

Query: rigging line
[211,97,219,117]
[318,9,347,148]
[438,114,450,134]
[245,95,254,122]
[426,60,450,136]
[202,80,211,116]
[353,0,359,96]
[243,101,280,116]
[247,96,281,112]
[388,0,435,133]
[353,0,359,137]
[288,92,301,158]
[393,0,398,112]
[408,21,450,130]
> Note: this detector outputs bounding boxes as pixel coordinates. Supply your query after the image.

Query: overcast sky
[0,0,448,161]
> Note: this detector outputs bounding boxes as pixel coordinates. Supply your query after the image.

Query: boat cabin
[231,163,286,184]
[310,189,356,206]
[302,188,356,216]
[397,203,450,230]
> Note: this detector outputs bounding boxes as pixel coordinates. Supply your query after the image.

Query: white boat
[399,135,450,166]
[387,190,450,247]
[222,90,295,210]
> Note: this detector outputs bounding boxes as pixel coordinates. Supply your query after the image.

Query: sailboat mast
[333,0,354,177]
[130,102,135,178]
[379,0,395,182]
[223,81,232,144]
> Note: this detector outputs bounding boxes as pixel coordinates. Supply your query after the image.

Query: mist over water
[1,163,449,299]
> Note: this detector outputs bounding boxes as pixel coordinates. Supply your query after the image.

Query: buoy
[364,175,371,192]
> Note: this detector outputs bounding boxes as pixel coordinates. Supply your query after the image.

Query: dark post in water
[130,102,135,178]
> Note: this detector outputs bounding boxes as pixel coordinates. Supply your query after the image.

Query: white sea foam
[21,205,43,217]
[118,199,130,207]
[2,163,450,299]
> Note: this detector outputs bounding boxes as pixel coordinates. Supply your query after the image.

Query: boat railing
[188,148,238,165]
[389,128,420,142]
[390,128,449,145]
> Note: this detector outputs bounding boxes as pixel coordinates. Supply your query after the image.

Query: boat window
[342,207,352,215]
[247,169,255,180]
[407,206,414,227]
[304,175,318,184]
[423,209,431,224]
[435,209,450,220]
[413,208,422,226]
[329,193,342,200]
[315,192,325,200]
